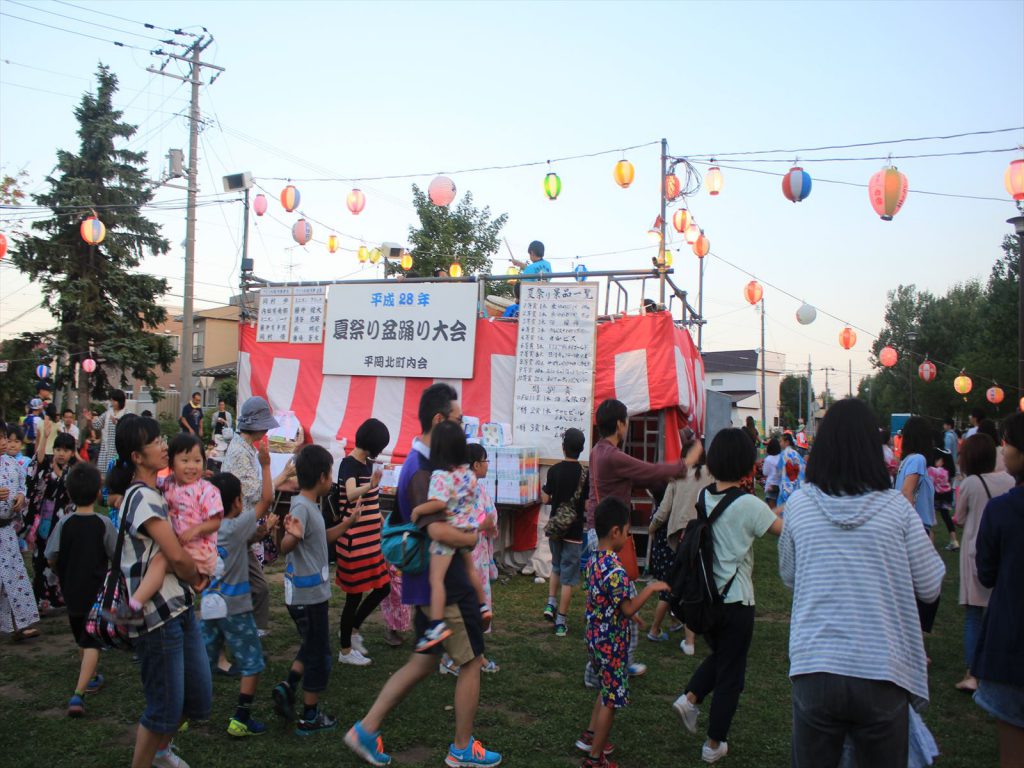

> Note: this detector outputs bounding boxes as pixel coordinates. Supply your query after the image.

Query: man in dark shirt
[344,384,502,767]
[180,392,204,436]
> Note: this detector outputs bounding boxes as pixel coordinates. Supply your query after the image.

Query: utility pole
[760,298,767,435]
[798,374,803,426]
[658,137,668,306]
[825,366,830,410]
[807,358,813,434]
[148,37,225,400]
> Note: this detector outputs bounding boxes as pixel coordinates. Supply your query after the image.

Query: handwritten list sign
[512,282,598,461]
[256,287,293,343]
[290,286,326,344]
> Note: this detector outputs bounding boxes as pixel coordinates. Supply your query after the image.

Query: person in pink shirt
[929,450,960,551]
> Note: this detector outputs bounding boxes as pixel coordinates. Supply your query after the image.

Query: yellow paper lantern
[400,252,414,271]
[661,251,673,268]
[614,159,635,188]
[327,234,338,254]
[357,245,369,263]
[954,372,973,395]
[672,209,690,233]
[449,261,463,278]
[369,248,382,264]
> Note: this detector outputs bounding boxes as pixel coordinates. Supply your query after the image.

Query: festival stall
[236,279,705,563]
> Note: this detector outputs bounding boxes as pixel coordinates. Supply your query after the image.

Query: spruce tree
[10,65,175,410]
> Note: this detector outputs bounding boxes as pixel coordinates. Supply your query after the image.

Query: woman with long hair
[779,399,945,766]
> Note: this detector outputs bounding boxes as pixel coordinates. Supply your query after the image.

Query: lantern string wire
[3,0,185,46]
[690,147,1020,164]
[0,11,162,53]
[681,126,1024,158]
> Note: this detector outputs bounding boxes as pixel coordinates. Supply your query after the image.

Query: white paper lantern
[796,303,817,325]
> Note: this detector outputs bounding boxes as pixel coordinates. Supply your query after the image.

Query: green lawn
[0,528,996,767]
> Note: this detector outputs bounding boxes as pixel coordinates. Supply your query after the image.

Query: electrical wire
[4,0,181,45]
[703,147,1020,164]
[52,0,198,38]
[0,11,158,52]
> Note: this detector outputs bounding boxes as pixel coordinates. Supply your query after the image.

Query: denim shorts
[287,601,332,693]
[549,539,582,587]
[975,679,1024,728]
[201,611,265,678]
[135,608,213,734]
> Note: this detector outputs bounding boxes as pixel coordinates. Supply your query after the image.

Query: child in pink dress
[125,433,222,621]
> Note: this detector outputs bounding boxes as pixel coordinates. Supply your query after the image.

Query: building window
[192,330,204,363]
[164,334,180,353]
[711,378,724,387]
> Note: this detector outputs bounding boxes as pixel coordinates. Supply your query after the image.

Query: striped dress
[334,456,389,594]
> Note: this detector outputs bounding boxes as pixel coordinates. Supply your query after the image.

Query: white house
[702,349,786,432]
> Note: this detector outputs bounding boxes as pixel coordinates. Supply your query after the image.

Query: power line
[707,147,1019,164]
[52,0,199,38]
[0,10,157,52]
[684,127,1024,158]
[4,0,181,45]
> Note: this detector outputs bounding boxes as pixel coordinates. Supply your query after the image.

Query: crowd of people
[0,381,1022,768]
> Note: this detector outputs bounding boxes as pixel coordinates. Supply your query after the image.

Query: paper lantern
[954,371,972,395]
[614,160,634,189]
[879,346,898,367]
[36,364,50,379]
[327,235,338,254]
[839,327,857,350]
[400,252,413,271]
[544,172,562,200]
[428,176,457,207]
[280,185,300,212]
[868,165,908,221]
[357,245,369,263]
[0,231,8,259]
[347,188,366,215]
[672,209,690,233]
[449,261,463,278]
[81,357,96,374]
[291,219,312,246]
[1006,159,1024,201]
[80,216,106,246]
[506,266,520,277]
[647,228,663,243]
[987,386,1005,404]
[684,221,700,244]
[369,248,382,264]
[796,303,817,325]
[706,165,723,195]
[253,194,267,217]
[692,233,710,258]
[744,280,763,305]
[662,251,673,268]
[574,264,588,282]
[781,166,812,203]
[664,173,681,201]
[1020,396,1024,412]
[918,359,937,383]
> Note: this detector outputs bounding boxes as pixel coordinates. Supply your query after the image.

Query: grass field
[0,526,996,767]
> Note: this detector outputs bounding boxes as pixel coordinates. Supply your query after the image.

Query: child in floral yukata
[576,497,667,768]
[411,420,490,652]
[776,432,806,510]
[0,423,39,640]
[123,433,221,622]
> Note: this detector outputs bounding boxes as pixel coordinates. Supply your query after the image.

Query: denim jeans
[791,672,908,768]
[964,605,984,670]
[288,601,332,693]
[136,607,213,734]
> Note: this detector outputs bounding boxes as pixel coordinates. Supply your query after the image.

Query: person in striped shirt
[779,398,945,768]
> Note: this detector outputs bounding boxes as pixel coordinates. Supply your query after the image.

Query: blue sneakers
[344,720,392,766]
[445,737,502,767]
[85,674,104,694]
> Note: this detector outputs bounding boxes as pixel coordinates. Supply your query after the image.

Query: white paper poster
[289,286,326,344]
[322,282,479,379]
[256,287,293,343]
[512,282,598,461]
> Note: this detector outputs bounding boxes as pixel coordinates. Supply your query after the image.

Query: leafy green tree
[8,65,175,411]
[0,337,46,422]
[779,374,815,429]
[387,184,511,295]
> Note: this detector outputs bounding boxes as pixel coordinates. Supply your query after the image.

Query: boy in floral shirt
[576,497,667,768]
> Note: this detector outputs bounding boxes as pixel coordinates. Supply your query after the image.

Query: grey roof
[702,349,759,373]
[193,363,237,377]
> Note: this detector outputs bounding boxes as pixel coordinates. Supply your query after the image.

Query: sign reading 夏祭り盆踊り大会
[322,282,478,379]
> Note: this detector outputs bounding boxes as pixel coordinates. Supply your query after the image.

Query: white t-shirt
[763,454,782,487]
[704,489,778,606]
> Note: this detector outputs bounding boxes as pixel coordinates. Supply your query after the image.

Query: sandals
[12,627,40,642]
[955,677,978,693]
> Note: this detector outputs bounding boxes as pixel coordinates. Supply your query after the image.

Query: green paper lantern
[544,172,562,200]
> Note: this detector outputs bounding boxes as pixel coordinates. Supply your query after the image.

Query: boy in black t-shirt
[45,462,115,717]
[542,428,589,636]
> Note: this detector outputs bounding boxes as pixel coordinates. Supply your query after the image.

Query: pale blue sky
[1,0,1022,397]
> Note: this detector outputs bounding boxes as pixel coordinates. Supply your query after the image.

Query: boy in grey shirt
[273,444,363,736]
[203,472,279,738]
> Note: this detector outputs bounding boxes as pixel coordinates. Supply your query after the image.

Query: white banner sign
[256,287,293,343]
[512,282,598,461]
[323,282,479,378]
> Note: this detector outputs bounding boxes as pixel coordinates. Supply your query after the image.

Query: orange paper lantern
[987,386,1005,404]
[1006,158,1024,201]
[879,346,898,367]
[693,233,710,258]
[839,327,857,350]
[614,159,635,189]
[672,209,690,233]
[744,280,763,305]
[400,252,414,271]
[664,173,681,201]
[0,231,8,260]
[449,261,463,278]
[954,372,972,395]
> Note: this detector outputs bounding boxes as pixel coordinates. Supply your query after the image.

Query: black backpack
[667,484,746,635]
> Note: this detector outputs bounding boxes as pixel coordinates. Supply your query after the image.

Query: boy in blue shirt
[512,240,551,280]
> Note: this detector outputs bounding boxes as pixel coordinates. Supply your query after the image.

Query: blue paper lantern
[781,166,812,203]
[36,364,50,379]
[574,264,588,282]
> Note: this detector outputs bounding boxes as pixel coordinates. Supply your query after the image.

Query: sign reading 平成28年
[322,282,478,379]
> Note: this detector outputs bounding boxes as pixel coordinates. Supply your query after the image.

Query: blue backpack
[380,513,429,575]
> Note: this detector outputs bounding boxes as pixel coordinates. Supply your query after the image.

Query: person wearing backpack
[542,427,590,637]
[672,428,782,764]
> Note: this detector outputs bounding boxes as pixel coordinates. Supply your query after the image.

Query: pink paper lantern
[253,194,268,216]
[81,358,96,373]
[428,176,457,207]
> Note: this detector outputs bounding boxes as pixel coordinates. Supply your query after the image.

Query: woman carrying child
[107,414,210,768]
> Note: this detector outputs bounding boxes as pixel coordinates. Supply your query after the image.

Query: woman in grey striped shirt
[779,398,945,768]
